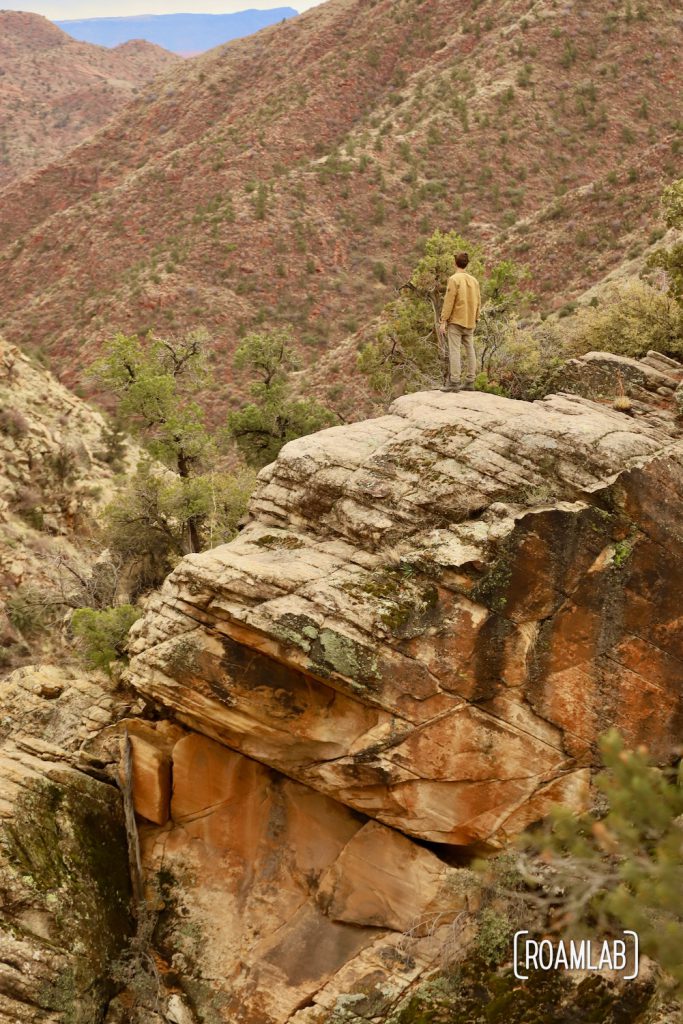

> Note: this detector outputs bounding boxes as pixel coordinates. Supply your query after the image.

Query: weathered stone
[116,719,184,825]
[128,734,169,825]
[128,364,683,849]
[0,666,133,1023]
[0,336,142,668]
[317,820,470,932]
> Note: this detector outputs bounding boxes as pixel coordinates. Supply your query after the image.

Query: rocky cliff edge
[127,350,683,851]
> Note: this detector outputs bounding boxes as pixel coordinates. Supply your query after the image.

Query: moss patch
[471,547,514,613]
[271,612,381,690]
[343,565,441,639]
[253,533,305,550]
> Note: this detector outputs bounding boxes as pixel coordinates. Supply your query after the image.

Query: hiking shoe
[461,383,476,391]
[441,383,460,393]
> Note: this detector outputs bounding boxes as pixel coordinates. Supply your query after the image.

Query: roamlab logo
[513,931,640,981]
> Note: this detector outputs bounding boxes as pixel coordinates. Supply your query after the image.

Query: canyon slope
[0,12,179,187]
[0,0,680,413]
[0,337,139,671]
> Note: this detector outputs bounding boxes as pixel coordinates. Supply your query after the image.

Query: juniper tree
[227,328,336,468]
[91,329,217,553]
[91,330,255,576]
[514,730,683,997]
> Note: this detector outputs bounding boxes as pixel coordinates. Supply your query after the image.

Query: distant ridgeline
[54,8,299,54]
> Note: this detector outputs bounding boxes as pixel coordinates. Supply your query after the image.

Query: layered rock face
[133,726,473,1024]
[0,666,133,1023]
[128,353,683,853]
[119,354,683,1020]
[2,352,679,1023]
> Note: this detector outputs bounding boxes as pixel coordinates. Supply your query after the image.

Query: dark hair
[455,252,469,269]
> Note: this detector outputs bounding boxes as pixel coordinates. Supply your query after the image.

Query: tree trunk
[187,518,201,555]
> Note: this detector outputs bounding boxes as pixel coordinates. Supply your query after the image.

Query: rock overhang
[127,369,683,848]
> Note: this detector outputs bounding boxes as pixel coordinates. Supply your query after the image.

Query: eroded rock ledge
[127,355,683,851]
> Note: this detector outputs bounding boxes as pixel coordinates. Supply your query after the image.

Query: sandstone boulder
[317,820,471,932]
[123,719,183,825]
[128,370,683,848]
[138,732,472,1023]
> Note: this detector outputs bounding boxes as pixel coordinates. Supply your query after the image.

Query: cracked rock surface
[0,665,134,1024]
[120,355,683,1021]
[4,352,679,1023]
[128,358,683,851]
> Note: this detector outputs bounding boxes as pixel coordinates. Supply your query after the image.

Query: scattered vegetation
[514,729,683,999]
[227,328,337,467]
[91,330,255,585]
[565,280,683,360]
[648,177,683,305]
[103,459,255,592]
[0,406,29,437]
[357,229,554,398]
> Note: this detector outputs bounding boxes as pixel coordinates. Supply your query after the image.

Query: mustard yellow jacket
[440,270,481,330]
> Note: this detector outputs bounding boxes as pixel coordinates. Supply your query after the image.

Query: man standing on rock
[439,252,481,393]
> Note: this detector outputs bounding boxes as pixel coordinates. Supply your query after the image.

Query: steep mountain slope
[0,0,679,417]
[55,9,299,54]
[0,336,139,672]
[0,12,179,187]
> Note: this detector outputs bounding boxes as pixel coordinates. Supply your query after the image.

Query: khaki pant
[446,322,476,386]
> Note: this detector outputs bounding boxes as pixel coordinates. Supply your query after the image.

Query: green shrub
[372,261,388,283]
[10,485,44,530]
[358,229,531,398]
[227,329,337,467]
[648,177,683,304]
[103,462,255,593]
[6,586,50,637]
[71,605,142,673]
[95,419,127,471]
[518,730,683,999]
[565,281,683,359]
[474,908,514,966]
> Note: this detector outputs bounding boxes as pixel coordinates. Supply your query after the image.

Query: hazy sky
[3,0,324,19]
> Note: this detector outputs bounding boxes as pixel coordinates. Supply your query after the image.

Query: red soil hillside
[0,0,680,419]
[0,12,179,186]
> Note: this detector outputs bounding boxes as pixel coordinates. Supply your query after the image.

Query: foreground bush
[71,604,142,673]
[566,280,683,360]
[515,730,683,998]
[103,462,256,593]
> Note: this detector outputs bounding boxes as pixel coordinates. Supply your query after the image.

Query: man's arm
[475,283,481,323]
[440,277,457,329]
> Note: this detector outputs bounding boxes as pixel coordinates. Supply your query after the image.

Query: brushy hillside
[0,0,680,418]
[0,12,179,187]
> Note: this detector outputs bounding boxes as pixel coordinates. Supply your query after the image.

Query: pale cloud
[2,0,325,20]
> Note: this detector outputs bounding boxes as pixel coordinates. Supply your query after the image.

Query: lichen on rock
[0,666,134,1023]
